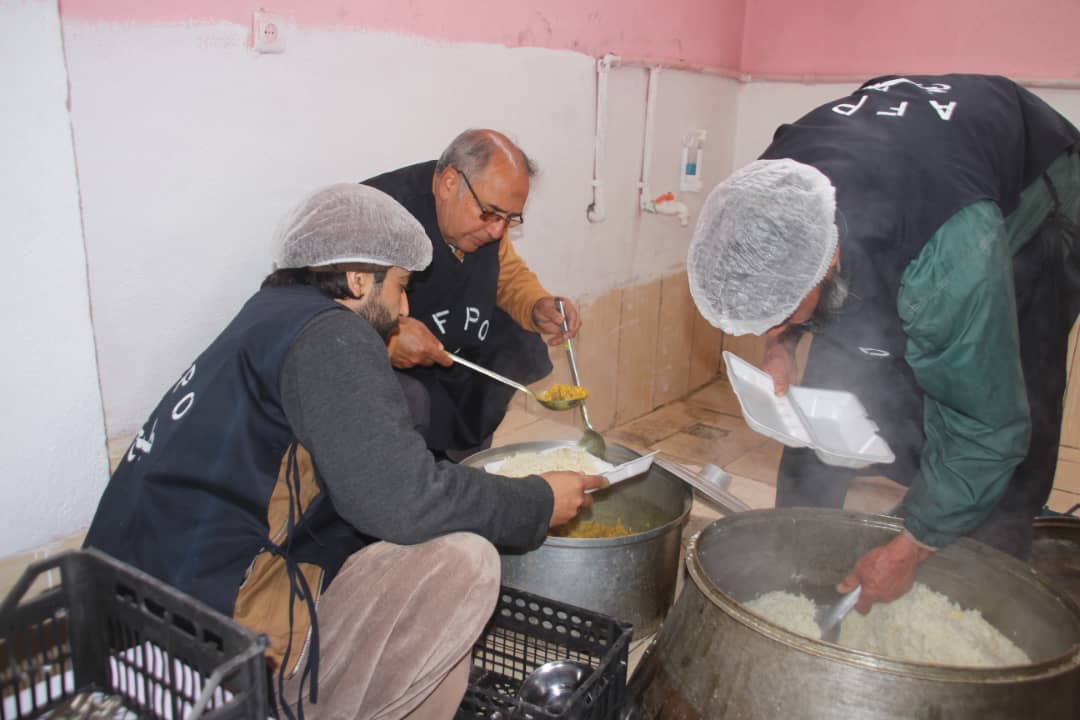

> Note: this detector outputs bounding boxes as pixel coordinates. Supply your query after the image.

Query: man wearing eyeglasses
[363,129,581,460]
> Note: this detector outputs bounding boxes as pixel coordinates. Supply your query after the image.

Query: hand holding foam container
[723,352,895,469]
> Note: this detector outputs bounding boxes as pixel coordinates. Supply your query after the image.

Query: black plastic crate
[0,549,267,719]
[457,586,632,720]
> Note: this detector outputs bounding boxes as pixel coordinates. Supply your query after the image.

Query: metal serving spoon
[816,585,862,643]
[556,299,606,459]
[444,351,586,411]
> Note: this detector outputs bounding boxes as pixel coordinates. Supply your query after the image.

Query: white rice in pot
[488,447,611,477]
[744,591,822,639]
[744,582,1030,667]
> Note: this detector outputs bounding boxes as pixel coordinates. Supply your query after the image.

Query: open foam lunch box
[723,351,895,469]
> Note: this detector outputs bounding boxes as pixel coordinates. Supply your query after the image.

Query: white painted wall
[733,81,852,167]
[1,0,109,556]
[1032,88,1080,129]
[1,13,739,560]
[60,20,740,441]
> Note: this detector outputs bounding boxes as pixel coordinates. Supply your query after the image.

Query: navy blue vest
[362,160,501,354]
[85,286,364,618]
[762,74,1079,357]
[362,161,526,450]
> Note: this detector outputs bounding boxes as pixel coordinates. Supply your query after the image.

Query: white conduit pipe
[639,65,661,212]
[587,53,619,223]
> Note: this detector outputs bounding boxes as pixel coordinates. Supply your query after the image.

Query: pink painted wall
[741,0,1080,80]
[60,0,747,71]
[56,0,1080,80]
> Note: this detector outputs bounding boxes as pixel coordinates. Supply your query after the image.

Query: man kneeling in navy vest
[363,129,583,462]
[84,184,603,719]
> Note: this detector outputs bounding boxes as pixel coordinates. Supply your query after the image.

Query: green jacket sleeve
[898,200,1031,548]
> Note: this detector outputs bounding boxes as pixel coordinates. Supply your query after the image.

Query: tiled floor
[492,373,1080,673]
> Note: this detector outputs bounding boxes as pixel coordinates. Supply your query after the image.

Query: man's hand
[387,317,453,369]
[838,531,934,613]
[540,471,605,527]
[762,334,798,397]
[532,296,582,346]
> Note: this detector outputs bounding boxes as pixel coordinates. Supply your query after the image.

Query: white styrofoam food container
[602,450,659,484]
[723,351,895,469]
[586,451,660,493]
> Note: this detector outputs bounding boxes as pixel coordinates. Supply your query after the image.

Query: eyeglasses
[454,167,524,228]
[769,316,819,339]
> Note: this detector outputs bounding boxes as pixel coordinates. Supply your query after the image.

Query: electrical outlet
[252,10,286,54]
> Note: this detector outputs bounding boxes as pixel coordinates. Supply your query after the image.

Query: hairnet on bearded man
[275,183,433,271]
[687,158,839,336]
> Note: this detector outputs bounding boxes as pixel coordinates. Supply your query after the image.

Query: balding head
[432,129,536,254]
[436,129,537,179]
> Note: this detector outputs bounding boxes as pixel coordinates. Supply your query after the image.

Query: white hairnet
[687,159,838,335]
[275,183,432,271]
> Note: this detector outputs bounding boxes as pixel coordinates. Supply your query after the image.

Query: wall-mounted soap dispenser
[680,129,706,193]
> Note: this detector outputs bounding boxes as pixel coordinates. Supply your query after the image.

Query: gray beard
[819,270,850,315]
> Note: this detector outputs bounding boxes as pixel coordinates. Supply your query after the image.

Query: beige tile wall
[652,272,695,408]
[528,271,726,433]
[614,280,662,425]
[689,307,723,390]
[1060,322,1079,448]
[1049,321,1080,512]
[579,289,628,431]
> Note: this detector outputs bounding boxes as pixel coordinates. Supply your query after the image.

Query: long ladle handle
[556,300,591,426]
[556,299,582,386]
[444,351,532,396]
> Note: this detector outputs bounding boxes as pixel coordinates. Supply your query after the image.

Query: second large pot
[629,509,1080,719]
[1031,515,1080,608]
[463,441,693,637]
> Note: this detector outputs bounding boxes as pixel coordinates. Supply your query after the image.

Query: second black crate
[456,586,632,720]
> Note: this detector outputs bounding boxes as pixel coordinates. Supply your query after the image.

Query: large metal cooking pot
[629,509,1080,719]
[463,441,693,637]
[1031,515,1080,608]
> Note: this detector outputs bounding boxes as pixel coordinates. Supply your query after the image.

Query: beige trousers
[282,532,500,720]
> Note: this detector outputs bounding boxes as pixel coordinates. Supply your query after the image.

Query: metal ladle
[816,584,862,643]
[556,299,606,459]
[515,659,592,718]
[444,351,586,411]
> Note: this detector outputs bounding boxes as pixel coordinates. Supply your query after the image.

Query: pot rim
[1033,515,1080,533]
[685,508,1080,683]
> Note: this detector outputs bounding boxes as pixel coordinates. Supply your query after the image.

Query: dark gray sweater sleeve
[280,309,552,551]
